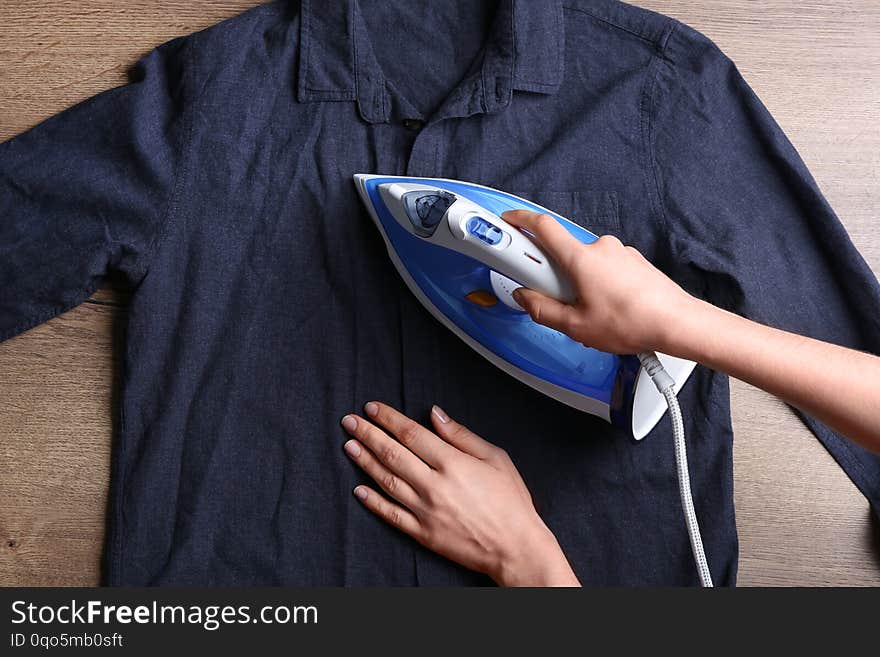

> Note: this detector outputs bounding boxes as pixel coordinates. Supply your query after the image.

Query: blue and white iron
[354,174,714,585]
[353,175,697,441]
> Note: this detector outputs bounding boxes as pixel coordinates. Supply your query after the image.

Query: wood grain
[0,0,878,586]
[0,0,260,588]
[637,0,880,587]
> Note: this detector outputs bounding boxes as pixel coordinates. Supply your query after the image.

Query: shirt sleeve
[648,24,880,506]
[0,36,193,341]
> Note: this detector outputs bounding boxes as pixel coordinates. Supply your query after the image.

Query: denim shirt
[2,0,878,585]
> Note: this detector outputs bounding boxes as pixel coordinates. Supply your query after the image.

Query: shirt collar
[297,0,565,123]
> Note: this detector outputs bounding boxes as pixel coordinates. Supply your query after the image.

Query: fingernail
[511,288,523,303]
[344,440,361,457]
[431,405,449,424]
[364,402,379,418]
[354,486,368,501]
[341,415,357,432]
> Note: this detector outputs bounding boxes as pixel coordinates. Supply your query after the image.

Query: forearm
[660,298,880,452]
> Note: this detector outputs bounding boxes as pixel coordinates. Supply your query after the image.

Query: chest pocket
[510,190,620,234]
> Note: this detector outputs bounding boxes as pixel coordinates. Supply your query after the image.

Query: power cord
[637,351,714,587]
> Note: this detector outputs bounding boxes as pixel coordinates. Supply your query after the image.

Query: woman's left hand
[341,402,580,586]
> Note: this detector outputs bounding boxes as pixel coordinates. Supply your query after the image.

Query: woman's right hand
[503,210,880,452]
[502,209,694,355]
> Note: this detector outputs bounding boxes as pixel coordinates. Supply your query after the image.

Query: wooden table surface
[1,1,878,586]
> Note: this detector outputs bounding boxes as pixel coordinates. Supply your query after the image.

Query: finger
[353,486,422,539]
[363,401,454,468]
[502,210,584,269]
[341,414,430,485]
[344,439,421,508]
[512,287,577,333]
[429,405,498,461]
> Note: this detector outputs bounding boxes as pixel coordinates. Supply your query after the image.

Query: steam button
[466,216,504,246]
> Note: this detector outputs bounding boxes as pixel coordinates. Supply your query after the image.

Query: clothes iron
[353,175,696,440]
[353,175,712,586]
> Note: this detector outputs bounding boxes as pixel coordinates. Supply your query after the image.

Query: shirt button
[402,118,425,131]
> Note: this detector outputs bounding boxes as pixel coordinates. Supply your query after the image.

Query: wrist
[663,295,740,367]
[651,292,710,357]
[492,522,580,587]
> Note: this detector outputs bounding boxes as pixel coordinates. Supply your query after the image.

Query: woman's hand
[341,402,580,586]
[502,209,695,354]
[503,210,880,451]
